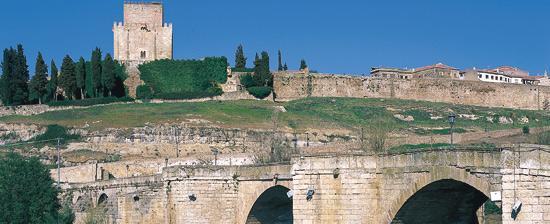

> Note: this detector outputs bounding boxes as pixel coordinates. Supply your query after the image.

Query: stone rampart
[273,73,550,110]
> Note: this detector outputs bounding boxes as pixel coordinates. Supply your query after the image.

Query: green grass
[388,143,455,153]
[413,128,468,135]
[388,142,497,153]
[0,97,548,133]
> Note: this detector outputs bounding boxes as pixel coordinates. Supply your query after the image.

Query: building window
[140,51,146,59]
[478,74,482,78]
[485,75,489,79]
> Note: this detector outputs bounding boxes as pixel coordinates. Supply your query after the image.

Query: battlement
[123,1,164,27]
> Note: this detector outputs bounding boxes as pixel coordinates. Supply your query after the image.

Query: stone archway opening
[391,179,489,224]
[98,193,108,207]
[245,185,293,224]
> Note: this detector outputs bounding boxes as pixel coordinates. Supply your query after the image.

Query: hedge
[47,97,134,107]
[136,85,153,99]
[247,86,272,99]
[153,86,223,100]
[138,57,228,96]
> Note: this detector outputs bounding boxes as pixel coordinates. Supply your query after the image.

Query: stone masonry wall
[274,73,550,110]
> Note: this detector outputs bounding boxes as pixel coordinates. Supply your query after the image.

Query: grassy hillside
[0,98,548,132]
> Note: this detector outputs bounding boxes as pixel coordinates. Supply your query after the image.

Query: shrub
[239,73,255,88]
[83,205,108,224]
[364,121,395,153]
[484,201,502,215]
[136,85,153,99]
[522,125,530,134]
[47,97,134,107]
[247,86,272,99]
[31,125,80,147]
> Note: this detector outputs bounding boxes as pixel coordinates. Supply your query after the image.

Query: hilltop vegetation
[137,57,228,99]
[1,45,127,106]
[0,97,548,133]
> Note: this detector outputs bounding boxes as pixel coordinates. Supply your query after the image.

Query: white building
[475,66,539,85]
[477,70,521,84]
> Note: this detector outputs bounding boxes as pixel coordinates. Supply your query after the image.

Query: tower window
[140,51,146,59]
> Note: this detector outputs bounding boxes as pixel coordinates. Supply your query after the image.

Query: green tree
[91,48,102,97]
[102,54,116,96]
[76,57,87,99]
[283,63,288,71]
[277,50,283,71]
[250,51,272,88]
[235,44,246,69]
[47,60,59,102]
[253,53,262,85]
[300,59,308,70]
[12,45,30,105]
[59,55,77,100]
[0,153,60,223]
[29,52,49,104]
[259,51,271,86]
[1,48,16,105]
[112,60,128,97]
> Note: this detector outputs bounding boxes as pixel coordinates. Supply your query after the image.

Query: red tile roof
[414,63,458,72]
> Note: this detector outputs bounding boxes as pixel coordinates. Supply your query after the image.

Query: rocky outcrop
[0,123,45,144]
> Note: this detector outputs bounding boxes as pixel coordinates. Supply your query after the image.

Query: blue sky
[2,0,550,75]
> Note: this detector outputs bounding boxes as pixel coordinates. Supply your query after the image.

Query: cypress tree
[29,52,49,104]
[253,53,262,86]
[12,45,29,105]
[91,48,102,97]
[102,54,116,96]
[75,57,86,99]
[235,44,246,69]
[253,51,271,87]
[48,60,59,101]
[260,51,271,86]
[59,55,77,100]
[277,50,283,71]
[300,59,308,70]
[283,63,288,71]
[1,48,16,105]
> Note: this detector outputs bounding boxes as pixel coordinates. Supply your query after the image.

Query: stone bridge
[65,145,550,223]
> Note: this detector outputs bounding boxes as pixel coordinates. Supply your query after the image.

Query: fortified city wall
[273,73,550,110]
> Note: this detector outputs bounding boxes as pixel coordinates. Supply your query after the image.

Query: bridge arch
[245,185,293,224]
[98,193,109,206]
[385,166,492,223]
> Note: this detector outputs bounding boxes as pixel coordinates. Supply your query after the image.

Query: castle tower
[113,1,173,65]
[114,1,173,98]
